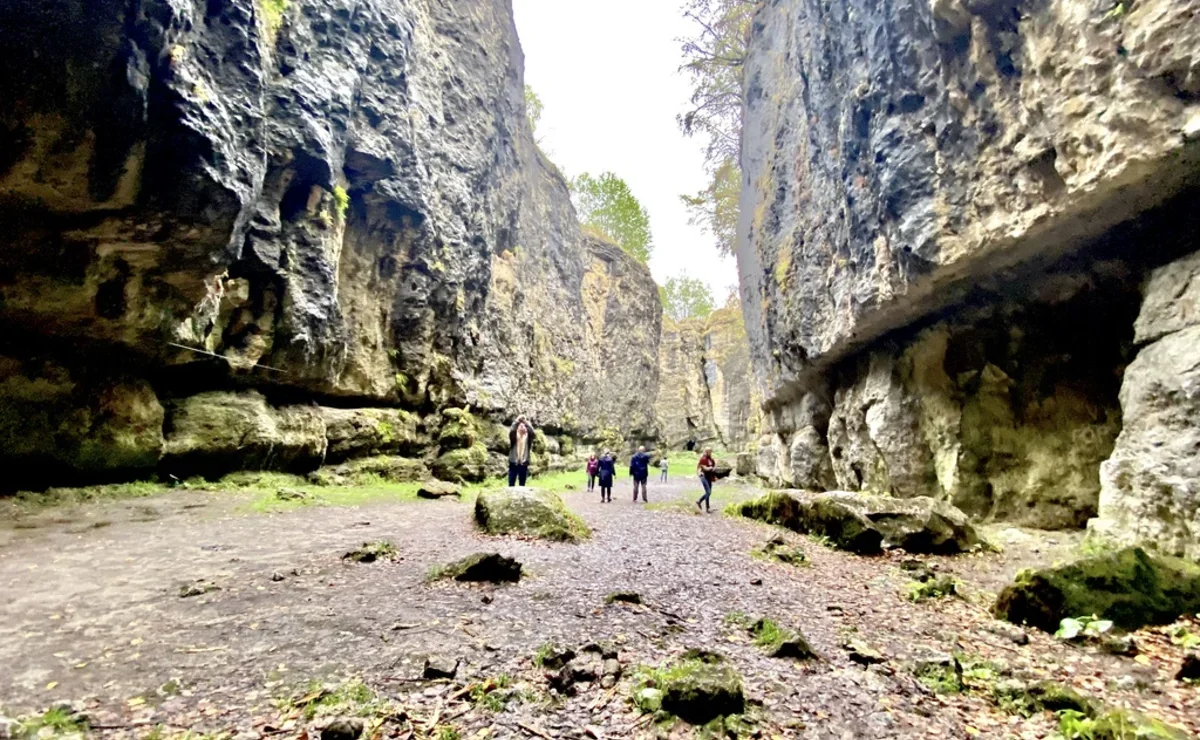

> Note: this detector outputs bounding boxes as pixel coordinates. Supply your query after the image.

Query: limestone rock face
[162,392,327,477]
[655,306,760,452]
[1095,254,1200,560]
[320,408,425,463]
[740,0,1200,396]
[0,0,661,483]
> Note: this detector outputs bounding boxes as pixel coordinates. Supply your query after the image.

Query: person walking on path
[586,453,599,492]
[630,445,651,502]
[697,447,718,513]
[597,450,616,503]
[659,457,669,482]
[508,415,535,487]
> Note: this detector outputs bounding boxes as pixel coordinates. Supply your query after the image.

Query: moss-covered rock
[474,487,590,542]
[311,455,428,486]
[417,480,461,499]
[755,534,807,566]
[731,490,978,555]
[431,552,522,583]
[656,651,745,725]
[992,547,1200,632]
[432,444,490,483]
[319,407,425,463]
[162,391,326,478]
[437,407,480,451]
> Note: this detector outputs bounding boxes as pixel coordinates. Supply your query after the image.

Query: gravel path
[1,477,1196,738]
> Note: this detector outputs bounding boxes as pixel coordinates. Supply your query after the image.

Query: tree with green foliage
[571,172,653,264]
[660,275,715,322]
[678,0,758,257]
[681,158,740,257]
[525,85,544,142]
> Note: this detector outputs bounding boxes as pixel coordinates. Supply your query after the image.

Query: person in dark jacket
[586,453,599,493]
[629,445,651,502]
[597,450,616,503]
[508,415,534,486]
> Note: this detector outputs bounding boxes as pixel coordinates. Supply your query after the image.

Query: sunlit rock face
[0,0,660,485]
[739,0,1200,543]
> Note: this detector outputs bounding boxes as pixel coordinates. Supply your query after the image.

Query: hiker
[508,415,535,486]
[597,449,616,503]
[630,445,651,502]
[659,456,669,482]
[697,447,718,513]
[586,453,600,492]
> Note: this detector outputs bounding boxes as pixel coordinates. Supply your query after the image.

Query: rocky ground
[1,475,1197,739]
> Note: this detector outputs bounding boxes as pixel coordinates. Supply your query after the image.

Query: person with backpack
[659,456,669,482]
[697,447,718,513]
[586,453,600,493]
[629,445,651,502]
[597,450,616,503]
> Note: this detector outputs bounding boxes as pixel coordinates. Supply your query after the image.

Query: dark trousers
[508,462,529,487]
[599,476,613,501]
[632,477,647,501]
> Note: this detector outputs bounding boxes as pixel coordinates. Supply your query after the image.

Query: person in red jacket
[586,453,599,493]
[696,448,717,513]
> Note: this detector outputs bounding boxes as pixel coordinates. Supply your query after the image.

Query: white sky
[511,0,738,301]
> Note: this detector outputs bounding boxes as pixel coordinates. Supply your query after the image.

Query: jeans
[587,473,596,491]
[508,462,529,487]
[697,475,713,509]
[660,469,667,482]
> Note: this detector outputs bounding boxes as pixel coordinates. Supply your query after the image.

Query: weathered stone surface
[417,481,462,499]
[703,307,759,452]
[739,0,1200,398]
[1093,253,1200,559]
[321,719,364,740]
[422,655,459,680]
[433,552,522,583]
[0,356,164,484]
[655,317,719,450]
[162,391,326,478]
[319,408,424,464]
[431,444,490,484]
[474,487,589,542]
[658,651,745,725]
[312,456,428,487]
[734,490,978,554]
[0,0,662,485]
[993,547,1200,632]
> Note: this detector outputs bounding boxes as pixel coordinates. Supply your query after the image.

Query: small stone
[423,655,459,679]
[600,674,616,689]
[1113,675,1139,691]
[417,481,462,499]
[481,594,494,604]
[179,580,220,598]
[321,719,364,740]
[1101,635,1138,657]
[1177,652,1200,681]
[635,687,663,713]
[602,658,622,677]
[276,487,310,501]
[433,553,522,583]
[605,590,642,605]
[538,645,577,671]
[845,639,886,665]
[270,572,285,582]
[750,578,763,586]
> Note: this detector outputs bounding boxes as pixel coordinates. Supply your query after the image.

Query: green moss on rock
[992,547,1200,632]
[432,443,490,483]
[474,487,590,542]
[730,491,882,554]
[641,651,745,725]
[438,407,480,451]
[430,552,522,583]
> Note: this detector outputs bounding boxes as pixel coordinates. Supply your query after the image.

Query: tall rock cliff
[740,0,1200,551]
[655,306,759,452]
[0,0,661,486]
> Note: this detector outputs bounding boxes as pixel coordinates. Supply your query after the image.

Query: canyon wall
[0,0,661,487]
[740,0,1200,552]
[655,306,759,453]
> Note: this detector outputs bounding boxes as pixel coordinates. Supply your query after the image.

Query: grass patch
[14,707,89,736]
[8,479,175,513]
[277,678,403,726]
[905,575,959,603]
[749,617,786,650]
[261,0,288,39]
[234,474,424,514]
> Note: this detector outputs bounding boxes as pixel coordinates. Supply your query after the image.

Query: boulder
[474,487,590,542]
[432,444,490,483]
[1178,653,1200,682]
[735,452,754,477]
[319,408,425,463]
[658,651,744,725]
[312,456,428,486]
[731,490,978,555]
[992,547,1200,632]
[712,460,733,480]
[437,407,480,451]
[751,618,818,661]
[433,553,522,583]
[417,480,462,499]
[162,391,326,477]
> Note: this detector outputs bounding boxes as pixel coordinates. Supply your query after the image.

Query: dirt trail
[1,476,1196,739]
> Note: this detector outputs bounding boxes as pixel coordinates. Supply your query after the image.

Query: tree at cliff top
[678,0,757,257]
[525,85,544,143]
[660,275,715,322]
[571,172,654,264]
